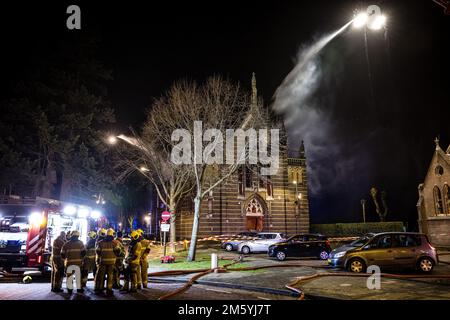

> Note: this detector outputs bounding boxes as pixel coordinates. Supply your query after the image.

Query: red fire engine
[0,195,103,273]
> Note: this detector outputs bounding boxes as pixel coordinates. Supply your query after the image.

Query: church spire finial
[251,72,257,108]
[435,136,441,150]
[299,140,306,159]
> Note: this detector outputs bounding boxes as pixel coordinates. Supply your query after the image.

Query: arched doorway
[245,196,266,231]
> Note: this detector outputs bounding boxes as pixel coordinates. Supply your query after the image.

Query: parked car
[328,232,438,273]
[237,232,287,254]
[221,232,261,251]
[268,234,331,261]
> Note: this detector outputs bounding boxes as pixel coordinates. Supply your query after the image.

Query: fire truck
[0,195,103,274]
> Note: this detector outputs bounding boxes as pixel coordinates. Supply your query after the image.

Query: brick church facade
[417,138,450,246]
[175,76,310,239]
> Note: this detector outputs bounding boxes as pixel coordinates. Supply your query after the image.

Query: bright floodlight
[29,211,43,226]
[353,12,368,28]
[77,207,90,218]
[63,205,77,216]
[369,15,386,30]
[140,166,150,172]
[107,136,118,145]
[91,210,102,219]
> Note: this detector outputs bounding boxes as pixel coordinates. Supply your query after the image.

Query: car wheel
[241,246,251,254]
[417,257,434,273]
[347,258,366,273]
[318,251,329,260]
[224,243,233,252]
[276,251,286,261]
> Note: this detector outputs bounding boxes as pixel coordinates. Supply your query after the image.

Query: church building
[175,75,310,239]
[417,138,450,246]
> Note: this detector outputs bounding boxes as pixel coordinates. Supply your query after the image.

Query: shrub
[311,222,404,237]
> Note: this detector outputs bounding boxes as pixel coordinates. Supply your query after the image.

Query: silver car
[238,232,287,254]
[328,232,438,273]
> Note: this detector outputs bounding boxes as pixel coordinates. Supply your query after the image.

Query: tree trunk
[187,195,201,262]
[169,199,177,253]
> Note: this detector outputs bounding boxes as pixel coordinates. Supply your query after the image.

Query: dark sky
[1,1,450,227]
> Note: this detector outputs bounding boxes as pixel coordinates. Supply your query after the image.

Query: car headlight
[334,251,346,258]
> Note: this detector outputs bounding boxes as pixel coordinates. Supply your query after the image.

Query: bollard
[211,253,218,272]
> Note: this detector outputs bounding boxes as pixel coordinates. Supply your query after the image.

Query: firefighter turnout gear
[112,235,125,289]
[50,232,66,292]
[61,234,86,267]
[82,235,97,287]
[94,234,121,295]
[61,233,86,293]
[140,237,151,288]
[122,238,142,293]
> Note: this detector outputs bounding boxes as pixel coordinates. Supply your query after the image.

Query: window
[266,176,273,198]
[374,235,392,248]
[435,165,444,176]
[238,166,244,196]
[444,184,450,215]
[245,166,253,188]
[394,234,421,248]
[433,186,444,215]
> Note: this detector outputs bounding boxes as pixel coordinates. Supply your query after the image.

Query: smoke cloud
[272,20,369,196]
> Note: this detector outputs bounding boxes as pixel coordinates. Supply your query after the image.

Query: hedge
[311,222,405,237]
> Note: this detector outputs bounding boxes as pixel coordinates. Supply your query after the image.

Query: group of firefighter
[50,227,151,296]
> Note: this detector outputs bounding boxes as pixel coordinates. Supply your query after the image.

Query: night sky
[1,1,450,228]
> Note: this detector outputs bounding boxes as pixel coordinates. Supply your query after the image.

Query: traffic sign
[161,223,170,232]
[161,211,171,221]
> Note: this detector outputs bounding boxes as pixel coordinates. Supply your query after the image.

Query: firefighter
[112,231,125,289]
[120,230,142,293]
[81,231,97,288]
[137,229,151,288]
[135,229,144,289]
[50,231,66,293]
[61,230,86,294]
[94,228,121,296]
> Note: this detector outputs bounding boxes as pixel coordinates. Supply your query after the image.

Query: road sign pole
[163,230,167,257]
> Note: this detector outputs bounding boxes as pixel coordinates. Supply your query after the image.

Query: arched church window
[245,166,253,189]
[444,184,450,215]
[238,166,244,196]
[246,198,263,216]
[433,186,444,216]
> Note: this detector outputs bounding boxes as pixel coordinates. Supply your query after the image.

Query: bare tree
[147,75,267,261]
[370,186,388,222]
[114,128,194,245]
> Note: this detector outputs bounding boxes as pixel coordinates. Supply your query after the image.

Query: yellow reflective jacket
[126,241,142,266]
[61,239,86,267]
[96,237,121,265]
[140,239,151,261]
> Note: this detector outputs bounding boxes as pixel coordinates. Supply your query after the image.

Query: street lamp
[352,5,386,31]
[107,135,118,145]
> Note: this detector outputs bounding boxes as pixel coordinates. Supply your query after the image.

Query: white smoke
[272,21,355,195]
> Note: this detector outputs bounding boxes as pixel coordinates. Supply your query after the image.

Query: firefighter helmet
[137,229,144,235]
[98,228,107,237]
[88,231,97,239]
[71,230,80,238]
[130,230,140,241]
[107,228,115,237]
